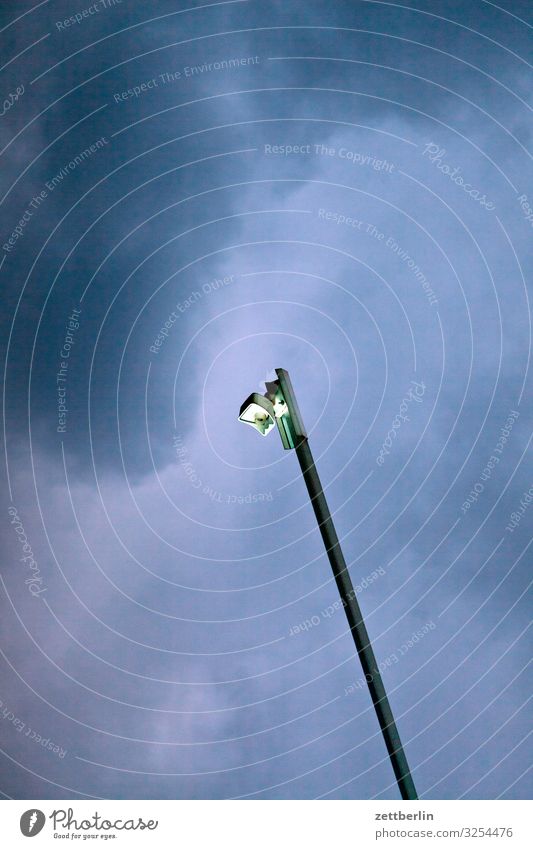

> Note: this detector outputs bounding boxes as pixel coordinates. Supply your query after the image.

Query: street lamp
[238,368,418,800]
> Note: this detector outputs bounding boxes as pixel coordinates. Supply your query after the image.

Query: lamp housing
[238,393,276,436]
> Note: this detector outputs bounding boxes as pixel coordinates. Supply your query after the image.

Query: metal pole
[240,368,418,798]
[294,436,418,799]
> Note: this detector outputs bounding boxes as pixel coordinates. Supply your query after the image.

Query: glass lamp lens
[240,403,274,435]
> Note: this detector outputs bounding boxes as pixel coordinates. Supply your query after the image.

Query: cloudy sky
[0,0,531,800]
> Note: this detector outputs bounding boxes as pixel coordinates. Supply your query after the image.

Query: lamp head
[238,369,307,449]
[238,393,276,436]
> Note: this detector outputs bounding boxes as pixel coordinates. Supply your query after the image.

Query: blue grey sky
[0,0,531,800]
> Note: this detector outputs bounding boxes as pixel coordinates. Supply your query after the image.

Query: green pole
[275,370,418,800]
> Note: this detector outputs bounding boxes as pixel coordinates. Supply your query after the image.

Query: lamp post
[238,368,418,800]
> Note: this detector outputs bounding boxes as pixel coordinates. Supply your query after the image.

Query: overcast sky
[0,0,531,800]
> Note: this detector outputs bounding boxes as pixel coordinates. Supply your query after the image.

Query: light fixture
[238,369,307,450]
[238,393,276,436]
